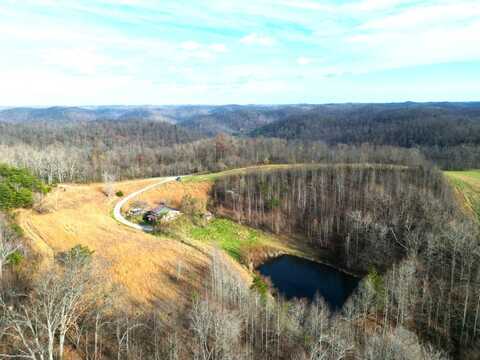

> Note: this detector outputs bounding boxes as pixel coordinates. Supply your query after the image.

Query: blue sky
[0,0,479,105]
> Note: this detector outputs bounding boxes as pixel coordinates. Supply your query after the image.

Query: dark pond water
[257,255,359,309]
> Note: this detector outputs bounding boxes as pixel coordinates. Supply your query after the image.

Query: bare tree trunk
[48,329,55,360]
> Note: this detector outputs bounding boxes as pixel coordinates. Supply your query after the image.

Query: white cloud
[274,0,415,14]
[240,33,275,46]
[342,0,480,72]
[0,0,479,104]
[41,47,114,75]
[0,69,147,106]
[275,1,335,11]
[361,1,480,30]
[178,41,228,60]
[297,56,312,65]
[209,43,227,53]
[180,41,201,51]
[348,20,480,70]
[345,0,416,12]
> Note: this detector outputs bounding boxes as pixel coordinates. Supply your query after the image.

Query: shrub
[367,267,386,309]
[57,245,94,265]
[7,250,24,266]
[251,275,269,300]
[180,194,202,218]
[115,190,124,197]
[9,223,24,237]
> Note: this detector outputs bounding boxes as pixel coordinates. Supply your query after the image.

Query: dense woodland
[211,165,480,356]
[0,103,479,182]
[0,121,426,183]
[251,103,480,169]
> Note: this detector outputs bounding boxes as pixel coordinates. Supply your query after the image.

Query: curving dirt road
[113,176,176,232]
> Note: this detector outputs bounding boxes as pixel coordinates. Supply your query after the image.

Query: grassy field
[188,218,291,263]
[184,163,408,183]
[444,170,480,222]
[17,178,217,309]
[190,218,265,261]
[127,180,212,211]
[161,215,303,270]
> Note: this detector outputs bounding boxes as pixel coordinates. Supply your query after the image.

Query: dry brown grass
[130,180,213,211]
[17,177,249,309]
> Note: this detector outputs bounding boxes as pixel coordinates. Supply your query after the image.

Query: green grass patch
[184,163,409,184]
[189,218,267,261]
[453,170,480,181]
[445,170,480,223]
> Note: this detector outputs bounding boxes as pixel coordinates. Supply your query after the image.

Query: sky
[0,0,479,106]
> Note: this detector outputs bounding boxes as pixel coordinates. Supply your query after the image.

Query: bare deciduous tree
[0,215,21,282]
[102,171,116,198]
[0,248,99,360]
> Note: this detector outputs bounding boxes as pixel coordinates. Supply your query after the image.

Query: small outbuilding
[128,207,146,217]
[143,204,181,223]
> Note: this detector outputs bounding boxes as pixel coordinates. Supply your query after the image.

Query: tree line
[0,119,429,184]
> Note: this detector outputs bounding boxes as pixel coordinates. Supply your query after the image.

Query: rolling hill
[250,102,480,169]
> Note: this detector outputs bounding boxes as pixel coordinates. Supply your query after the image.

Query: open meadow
[16,177,251,309]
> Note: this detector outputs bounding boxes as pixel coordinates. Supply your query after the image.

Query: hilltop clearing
[17,177,249,309]
[18,165,334,308]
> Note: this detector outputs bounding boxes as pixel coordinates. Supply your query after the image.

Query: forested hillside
[1,103,479,172]
[0,118,198,148]
[0,104,310,135]
[0,127,426,183]
[251,103,480,169]
[178,105,314,135]
[211,165,480,356]
[0,119,200,182]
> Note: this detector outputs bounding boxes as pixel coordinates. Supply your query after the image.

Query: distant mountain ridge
[0,106,98,123]
[0,106,172,124]
[0,104,316,135]
[2,103,480,143]
[251,102,480,146]
[1,102,480,170]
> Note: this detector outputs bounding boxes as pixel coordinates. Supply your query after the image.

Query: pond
[257,255,359,309]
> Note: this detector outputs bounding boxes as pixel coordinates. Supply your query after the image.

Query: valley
[1,1,479,357]
[1,107,479,359]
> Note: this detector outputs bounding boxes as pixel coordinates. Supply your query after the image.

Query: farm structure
[143,203,181,223]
